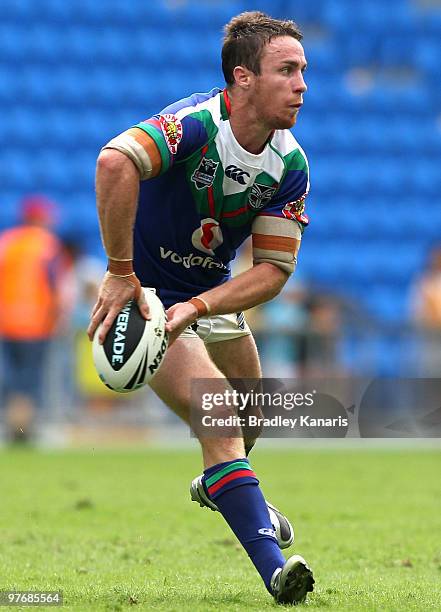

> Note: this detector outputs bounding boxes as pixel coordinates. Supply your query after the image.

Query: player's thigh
[207,333,262,380]
[207,334,265,446]
[149,336,227,423]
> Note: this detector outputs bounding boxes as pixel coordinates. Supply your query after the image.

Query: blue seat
[40,0,78,23]
[1,151,35,191]
[0,24,30,61]
[133,30,170,67]
[0,67,20,104]
[11,106,48,146]
[415,39,441,78]
[23,24,62,64]
[30,150,73,191]
[59,26,98,64]
[364,284,408,322]
[0,194,20,229]
[50,67,87,106]
[173,1,247,29]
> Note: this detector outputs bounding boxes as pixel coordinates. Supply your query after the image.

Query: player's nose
[294,73,307,94]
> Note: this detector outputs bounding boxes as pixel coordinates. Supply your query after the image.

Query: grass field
[0,447,440,611]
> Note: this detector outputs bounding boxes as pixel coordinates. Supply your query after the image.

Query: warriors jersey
[112,88,309,307]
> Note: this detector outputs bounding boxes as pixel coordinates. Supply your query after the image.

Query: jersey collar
[221,89,232,120]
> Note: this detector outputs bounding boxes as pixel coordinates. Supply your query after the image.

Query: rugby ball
[92,289,168,392]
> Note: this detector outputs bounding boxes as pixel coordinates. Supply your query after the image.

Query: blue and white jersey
[117,88,309,307]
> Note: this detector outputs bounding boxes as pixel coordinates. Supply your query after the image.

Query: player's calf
[190,474,294,549]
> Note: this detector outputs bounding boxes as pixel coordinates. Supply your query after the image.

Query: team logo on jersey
[225,165,250,185]
[191,218,224,255]
[282,192,309,225]
[248,183,277,210]
[158,114,183,155]
[191,157,219,190]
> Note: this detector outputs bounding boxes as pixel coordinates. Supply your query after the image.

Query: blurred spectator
[233,241,343,377]
[0,196,67,442]
[260,278,343,378]
[302,293,342,376]
[410,245,441,375]
[259,273,309,377]
[411,246,441,328]
[59,244,113,408]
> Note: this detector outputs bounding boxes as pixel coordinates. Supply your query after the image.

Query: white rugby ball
[92,289,168,392]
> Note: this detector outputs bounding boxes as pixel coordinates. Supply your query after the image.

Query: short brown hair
[222,11,303,86]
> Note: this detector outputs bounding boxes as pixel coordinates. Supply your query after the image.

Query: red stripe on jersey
[221,206,249,218]
[144,118,162,130]
[223,89,232,116]
[207,185,215,217]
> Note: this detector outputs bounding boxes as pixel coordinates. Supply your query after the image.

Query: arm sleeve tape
[102,133,153,180]
[252,215,302,275]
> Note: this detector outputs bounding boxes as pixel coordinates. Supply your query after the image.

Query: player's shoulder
[161,88,223,127]
[271,129,309,172]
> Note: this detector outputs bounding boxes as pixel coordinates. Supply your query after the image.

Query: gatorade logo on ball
[191,218,224,255]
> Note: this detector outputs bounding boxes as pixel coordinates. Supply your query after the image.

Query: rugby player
[88,11,314,604]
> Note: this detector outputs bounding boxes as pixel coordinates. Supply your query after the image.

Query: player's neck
[227,91,272,155]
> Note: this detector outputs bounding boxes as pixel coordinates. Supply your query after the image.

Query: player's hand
[87,273,150,344]
[165,302,198,346]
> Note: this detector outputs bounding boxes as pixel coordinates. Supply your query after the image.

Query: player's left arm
[192,212,304,313]
[166,203,308,342]
[165,261,290,343]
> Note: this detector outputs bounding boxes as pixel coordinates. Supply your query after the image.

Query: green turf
[0,447,440,611]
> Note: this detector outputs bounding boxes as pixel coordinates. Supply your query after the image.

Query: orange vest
[0,226,63,339]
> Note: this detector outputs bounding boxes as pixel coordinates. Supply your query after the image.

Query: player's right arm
[88,105,208,343]
[87,126,163,343]
[87,148,145,343]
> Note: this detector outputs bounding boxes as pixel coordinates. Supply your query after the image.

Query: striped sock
[203,458,285,592]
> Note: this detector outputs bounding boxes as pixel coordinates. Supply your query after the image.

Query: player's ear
[232,65,253,89]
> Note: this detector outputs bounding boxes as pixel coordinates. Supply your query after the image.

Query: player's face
[253,36,307,130]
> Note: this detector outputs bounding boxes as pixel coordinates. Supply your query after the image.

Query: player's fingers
[164,320,176,333]
[87,305,107,341]
[98,308,120,345]
[138,292,151,321]
[164,314,180,333]
[91,297,103,318]
[87,317,99,341]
